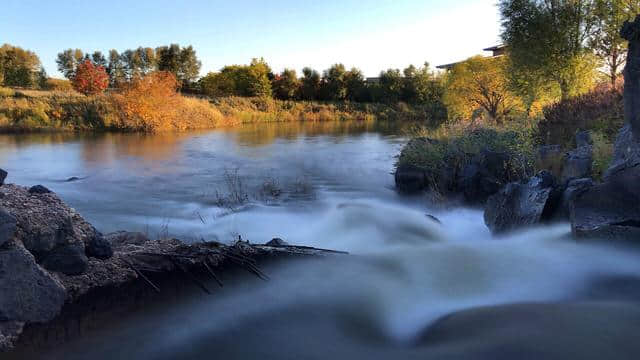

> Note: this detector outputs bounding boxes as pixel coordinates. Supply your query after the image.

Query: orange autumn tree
[113,71,182,131]
[72,59,109,95]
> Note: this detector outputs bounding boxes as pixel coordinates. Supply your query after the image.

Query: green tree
[156,44,201,85]
[300,67,321,100]
[344,67,366,101]
[444,56,521,124]
[199,71,237,97]
[107,49,127,87]
[56,48,84,79]
[272,68,300,100]
[91,51,107,68]
[500,0,598,99]
[0,44,42,87]
[246,58,272,97]
[590,0,640,86]
[320,64,347,101]
[378,68,404,103]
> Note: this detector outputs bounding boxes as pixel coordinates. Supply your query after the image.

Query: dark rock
[605,124,640,179]
[458,150,512,204]
[0,244,66,323]
[575,130,593,148]
[394,163,427,194]
[0,208,16,247]
[266,238,289,246]
[555,178,595,220]
[426,214,442,224]
[570,167,640,240]
[65,177,80,182]
[621,15,640,140]
[28,185,52,194]
[0,169,6,186]
[484,171,556,234]
[85,232,113,260]
[40,243,88,275]
[535,145,565,179]
[562,145,593,183]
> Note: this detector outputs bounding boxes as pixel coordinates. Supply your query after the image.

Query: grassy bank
[0,87,439,133]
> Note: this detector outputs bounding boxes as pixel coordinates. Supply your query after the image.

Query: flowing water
[2,121,640,359]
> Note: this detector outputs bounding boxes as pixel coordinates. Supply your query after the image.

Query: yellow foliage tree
[444,56,522,124]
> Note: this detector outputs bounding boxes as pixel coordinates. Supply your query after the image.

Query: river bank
[0,88,435,133]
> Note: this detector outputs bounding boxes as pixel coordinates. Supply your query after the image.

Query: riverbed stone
[85,232,113,259]
[0,208,16,248]
[28,185,52,194]
[562,144,593,183]
[40,243,88,275]
[0,244,66,323]
[484,171,556,234]
[570,167,640,240]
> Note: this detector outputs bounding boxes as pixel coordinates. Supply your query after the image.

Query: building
[436,44,506,71]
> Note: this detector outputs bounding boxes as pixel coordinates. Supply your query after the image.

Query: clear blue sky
[0,0,501,78]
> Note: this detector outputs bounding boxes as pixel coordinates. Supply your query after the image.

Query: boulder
[394,163,428,194]
[458,150,511,204]
[0,184,98,275]
[570,167,640,240]
[266,238,289,246]
[40,243,88,275]
[561,144,593,183]
[535,145,565,179]
[0,169,6,186]
[605,124,640,179]
[85,232,113,260]
[28,185,52,194]
[0,244,66,323]
[484,171,556,235]
[0,208,16,248]
[555,178,595,220]
[575,130,593,148]
[621,15,640,140]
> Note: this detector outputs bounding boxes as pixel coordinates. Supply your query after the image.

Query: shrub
[538,83,623,146]
[43,78,73,91]
[72,60,109,96]
[591,131,614,181]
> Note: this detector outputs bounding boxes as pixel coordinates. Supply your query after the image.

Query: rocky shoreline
[0,180,346,352]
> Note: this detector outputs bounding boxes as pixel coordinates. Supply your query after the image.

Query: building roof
[482,44,506,52]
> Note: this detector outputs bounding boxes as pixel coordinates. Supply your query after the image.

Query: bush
[538,83,623,146]
[72,60,109,96]
[43,78,73,91]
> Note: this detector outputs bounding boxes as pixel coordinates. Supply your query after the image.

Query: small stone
[40,243,88,275]
[28,185,52,194]
[85,233,113,260]
[0,169,7,186]
[266,238,289,246]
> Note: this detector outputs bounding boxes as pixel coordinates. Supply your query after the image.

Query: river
[2,121,640,359]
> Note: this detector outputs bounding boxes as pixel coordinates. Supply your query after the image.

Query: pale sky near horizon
[0,0,501,78]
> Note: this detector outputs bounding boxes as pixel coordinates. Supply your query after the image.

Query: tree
[107,49,127,87]
[444,56,520,124]
[91,51,107,68]
[320,64,347,100]
[56,48,84,79]
[272,69,300,100]
[246,58,272,97]
[0,44,42,87]
[378,68,404,102]
[199,71,237,97]
[590,0,640,86]
[344,67,366,101]
[500,0,598,99]
[156,44,201,85]
[300,67,321,100]
[72,59,109,95]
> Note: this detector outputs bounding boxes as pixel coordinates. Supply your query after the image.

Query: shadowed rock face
[622,15,640,140]
[0,169,6,186]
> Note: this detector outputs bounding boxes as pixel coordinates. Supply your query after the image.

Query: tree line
[55,44,202,87]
